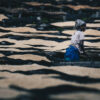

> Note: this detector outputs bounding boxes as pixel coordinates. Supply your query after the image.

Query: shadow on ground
[0,68,100,84]
[0,84,100,100]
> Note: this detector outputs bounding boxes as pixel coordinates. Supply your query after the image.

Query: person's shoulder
[75,31,81,35]
[76,31,84,35]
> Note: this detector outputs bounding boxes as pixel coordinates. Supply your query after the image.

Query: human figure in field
[65,19,87,61]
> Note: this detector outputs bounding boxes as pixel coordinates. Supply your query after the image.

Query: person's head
[75,19,86,31]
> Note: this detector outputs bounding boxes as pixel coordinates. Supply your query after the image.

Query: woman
[65,19,87,61]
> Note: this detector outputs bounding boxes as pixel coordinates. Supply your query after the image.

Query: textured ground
[0,1,100,100]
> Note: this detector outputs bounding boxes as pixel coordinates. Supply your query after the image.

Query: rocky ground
[0,0,100,100]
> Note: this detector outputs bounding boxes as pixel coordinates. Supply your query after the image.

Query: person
[65,19,87,61]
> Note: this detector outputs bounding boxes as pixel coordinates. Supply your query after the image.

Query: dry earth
[0,10,100,100]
